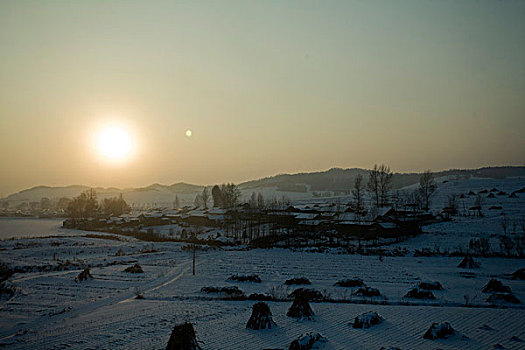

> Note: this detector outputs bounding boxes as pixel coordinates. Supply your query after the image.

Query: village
[61,199,437,248]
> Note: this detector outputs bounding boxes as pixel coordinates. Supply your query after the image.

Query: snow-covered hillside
[3,167,523,208]
[397,176,525,253]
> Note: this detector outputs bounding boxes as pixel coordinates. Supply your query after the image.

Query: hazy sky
[1,0,524,196]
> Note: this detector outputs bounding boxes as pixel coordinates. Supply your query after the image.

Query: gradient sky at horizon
[1,0,524,196]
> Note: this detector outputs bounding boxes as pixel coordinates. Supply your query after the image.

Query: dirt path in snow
[0,258,196,346]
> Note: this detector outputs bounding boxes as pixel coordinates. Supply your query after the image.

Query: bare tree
[221,183,241,209]
[474,194,484,216]
[101,193,130,216]
[367,165,380,207]
[211,185,223,207]
[378,165,393,207]
[67,189,99,220]
[352,174,364,212]
[257,192,265,209]
[249,192,257,208]
[418,169,436,210]
[280,195,291,207]
[499,235,515,256]
[57,197,71,211]
[84,189,98,217]
[40,197,52,210]
[173,195,180,209]
[368,164,393,207]
[447,194,458,215]
[501,212,508,235]
[201,188,210,209]
[194,193,203,208]
[474,194,484,208]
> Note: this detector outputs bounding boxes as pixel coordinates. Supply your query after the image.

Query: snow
[0,176,524,349]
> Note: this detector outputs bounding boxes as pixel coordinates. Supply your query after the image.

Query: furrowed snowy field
[0,177,524,349]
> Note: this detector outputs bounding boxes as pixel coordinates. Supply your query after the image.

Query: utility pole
[192,240,196,276]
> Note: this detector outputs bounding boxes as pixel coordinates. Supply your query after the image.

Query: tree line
[190,183,242,209]
[67,189,130,220]
[352,164,436,212]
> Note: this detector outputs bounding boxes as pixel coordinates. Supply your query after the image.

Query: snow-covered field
[1,239,524,349]
[1,177,524,349]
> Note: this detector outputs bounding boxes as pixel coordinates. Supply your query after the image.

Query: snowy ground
[397,176,525,253]
[0,177,524,349]
[1,239,524,349]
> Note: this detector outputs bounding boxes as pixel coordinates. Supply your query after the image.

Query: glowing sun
[97,126,133,160]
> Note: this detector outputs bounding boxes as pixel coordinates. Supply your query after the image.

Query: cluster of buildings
[66,202,435,243]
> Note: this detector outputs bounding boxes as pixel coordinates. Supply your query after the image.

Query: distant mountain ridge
[3,166,524,205]
[239,166,525,193]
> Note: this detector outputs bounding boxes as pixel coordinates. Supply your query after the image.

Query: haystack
[75,268,93,282]
[487,293,520,304]
[457,256,480,269]
[124,263,144,273]
[227,274,261,283]
[246,302,275,330]
[418,281,443,290]
[287,294,314,319]
[289,332,324,350]
[482,279,511,293]
[165,322,201,350]
[423,322,454,340]
[285,277,311,285]
[510,268,525,280]
[352,286,381,297]
[352,311,383,328]
[335,278,364,287]
[288,288,324,301]
[404,287,435,300]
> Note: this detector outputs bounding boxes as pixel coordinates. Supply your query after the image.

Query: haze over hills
[2,166,524,207]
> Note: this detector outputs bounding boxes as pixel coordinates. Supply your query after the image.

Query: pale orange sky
[1,0,524,197]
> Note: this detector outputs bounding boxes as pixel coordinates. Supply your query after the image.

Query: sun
[97,126,133,161]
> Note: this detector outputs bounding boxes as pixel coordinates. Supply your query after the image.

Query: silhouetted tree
[257,192,265,209]
[194,193,203,208]
[201,188,210,209]
[67,189,99,219]
[499,235,515,256]
[221,183,241,209]
[40,197,52,210]
[352,174,364,212]
[378,164,393,206]
[173,195,180,209]
[16,202,29,211]
[367,165,381,207]
[211,185,223,207]
[57,197,72,211]
[84,189,98,217]
[447,194,458,214]
[418,170,436,210]
[249,192,257,208]
[469,237,490,255]
[101,194,130,216]
[475,194,484,208]
[501,213,508,235]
